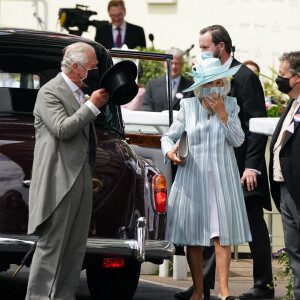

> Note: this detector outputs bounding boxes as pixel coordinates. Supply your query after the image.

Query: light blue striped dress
[161,96,252,246]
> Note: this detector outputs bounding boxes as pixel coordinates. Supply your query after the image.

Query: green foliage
[135,46,192,88]
[266,106,284,118]
[260,67,290,118]
[268,248,294,299]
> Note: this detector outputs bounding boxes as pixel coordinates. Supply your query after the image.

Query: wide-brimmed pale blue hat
[182,58,241,92]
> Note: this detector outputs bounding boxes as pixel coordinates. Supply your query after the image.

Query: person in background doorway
[95,0,146,49]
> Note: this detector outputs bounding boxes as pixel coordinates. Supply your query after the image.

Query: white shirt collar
[166,75,181,86]
[223,56,233,70]
[112,22,126,31]
[297,94,300,103]
[61,72,80,92]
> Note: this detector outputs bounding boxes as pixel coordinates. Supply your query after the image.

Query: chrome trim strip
[0,234,174,260]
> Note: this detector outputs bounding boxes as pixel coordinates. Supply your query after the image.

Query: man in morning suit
[95,0,146,49]
[175,25,273,300]
[25,42,109,300]
[270,51,300,300]
[142,47,193,112]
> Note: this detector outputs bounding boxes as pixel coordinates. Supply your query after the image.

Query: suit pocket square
[175,131,189,160]
[287,122,294,133]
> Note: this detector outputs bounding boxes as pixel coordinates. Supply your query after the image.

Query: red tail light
[103,257,125,268]
[153,174,167,214]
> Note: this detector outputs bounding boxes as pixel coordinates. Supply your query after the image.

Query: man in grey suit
[26,42,109,300]
[142,48,193,112]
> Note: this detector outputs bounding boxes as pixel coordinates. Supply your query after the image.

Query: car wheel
[86,258,141,300]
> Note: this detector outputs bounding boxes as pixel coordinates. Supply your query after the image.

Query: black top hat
[99,60,139,105]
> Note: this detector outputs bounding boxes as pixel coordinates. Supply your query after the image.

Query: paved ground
[0,259,291,299]
[140,258,290,299]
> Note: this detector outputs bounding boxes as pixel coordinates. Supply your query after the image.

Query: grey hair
[193,77,231,97]
[61,42,95,73]
[279,51,300,76]
[166,47,184,60]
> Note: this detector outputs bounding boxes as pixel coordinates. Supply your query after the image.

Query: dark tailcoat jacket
[269,99,300,217]
[141,76,193,112]
[229,58,272,210]
[95,22,146,49]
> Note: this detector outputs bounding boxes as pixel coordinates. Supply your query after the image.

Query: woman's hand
[205,92,228,124]
[167,145,187,165]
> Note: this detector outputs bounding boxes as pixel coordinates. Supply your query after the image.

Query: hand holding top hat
[89,88,109,108]
[98,60,139,105]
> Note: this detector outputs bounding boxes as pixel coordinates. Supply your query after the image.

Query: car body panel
[0,29,174,271]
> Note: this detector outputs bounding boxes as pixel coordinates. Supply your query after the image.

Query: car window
[118,58,171,135]
[0,73,40,89]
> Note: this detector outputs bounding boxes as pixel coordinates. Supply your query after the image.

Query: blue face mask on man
[201,43,221,60]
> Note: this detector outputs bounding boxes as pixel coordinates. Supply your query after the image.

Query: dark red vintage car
[0,28,174,300]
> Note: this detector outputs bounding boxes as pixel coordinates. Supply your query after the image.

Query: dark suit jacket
[95,22,146,49]
[141,76,193,112]
[229,58,271,210]
[269,99,300,216]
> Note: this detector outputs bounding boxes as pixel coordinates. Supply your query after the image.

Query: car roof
[0,27,112,77]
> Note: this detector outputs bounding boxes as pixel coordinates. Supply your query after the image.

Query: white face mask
[201,43,221,60]
[199,86,226,98]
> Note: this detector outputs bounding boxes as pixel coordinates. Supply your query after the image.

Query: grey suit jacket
[141,76,193,112]
[28,73,97,234]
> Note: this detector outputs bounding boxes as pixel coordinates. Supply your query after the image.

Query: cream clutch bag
[175,131,189,160]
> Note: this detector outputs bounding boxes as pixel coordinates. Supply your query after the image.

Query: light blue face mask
[201,51,214,60]
[200,86,226,98]
[201,43,220,60]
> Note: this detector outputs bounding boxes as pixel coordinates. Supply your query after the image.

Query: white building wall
[0,0,299,75]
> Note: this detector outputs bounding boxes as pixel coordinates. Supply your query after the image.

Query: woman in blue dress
[161,58,252,300]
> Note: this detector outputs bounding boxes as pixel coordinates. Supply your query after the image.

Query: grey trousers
[25,161,93,300]
[280,183,300,300]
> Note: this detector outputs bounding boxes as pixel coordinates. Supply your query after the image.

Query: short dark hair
[108,0,126,12]
[200,25,232,54]
[243,60,260,73]
[279,51,300,75]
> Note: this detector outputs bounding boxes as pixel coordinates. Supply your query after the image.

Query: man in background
[243,60,260,74]
[95,0,146,49]
[269,51,300,300]
[142,47,193,112]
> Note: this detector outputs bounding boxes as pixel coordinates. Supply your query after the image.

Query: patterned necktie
[116,27,122,48]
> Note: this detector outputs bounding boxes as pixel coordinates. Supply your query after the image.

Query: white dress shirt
[61,72,100,116]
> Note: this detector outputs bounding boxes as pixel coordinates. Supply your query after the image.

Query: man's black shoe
[174,286,210,299]
[238,287,274,299]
